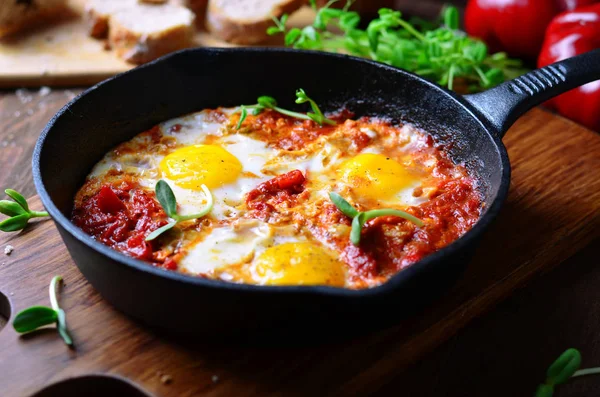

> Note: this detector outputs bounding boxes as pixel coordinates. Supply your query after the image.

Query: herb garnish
[0,189,48,232]
[329,192,423,245]
[145,180,213,241]
[13,275,73,347]
[236,89,336,130]
[535,348,600,396]
[269,3,526,92]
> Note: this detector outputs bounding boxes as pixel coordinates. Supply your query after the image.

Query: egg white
[179,219,308,278]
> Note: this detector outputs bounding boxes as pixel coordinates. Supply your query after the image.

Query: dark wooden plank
[0,107,598,397]
[0,88,82,197]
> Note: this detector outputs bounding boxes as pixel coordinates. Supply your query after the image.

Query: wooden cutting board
[0,108,598,397]
[0,0,315,88]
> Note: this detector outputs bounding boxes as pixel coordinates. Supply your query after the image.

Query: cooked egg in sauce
[73,107,482,289]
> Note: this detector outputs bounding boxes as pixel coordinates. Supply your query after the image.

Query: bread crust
[0,0,68,38]
[85,8,109,39]
[206,0,306,44]
[109,10,195,64]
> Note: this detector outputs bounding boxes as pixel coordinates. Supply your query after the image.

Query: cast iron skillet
[32,48,600,337]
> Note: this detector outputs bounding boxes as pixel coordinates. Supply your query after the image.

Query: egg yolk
[338,153,416,201]
[253,242,345,287]
[159,145,242,190]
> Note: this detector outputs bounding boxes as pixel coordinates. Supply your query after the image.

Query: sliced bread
[207,0,307,44]
[109,3,195,64]
[85,0,136,39]
[0,0,68,38]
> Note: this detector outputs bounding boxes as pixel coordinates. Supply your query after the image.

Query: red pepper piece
[96,186,127,214]
[126,233,153,260]
[538,4,600,131]
[246,170,305,202]
[465,0,560,60]
[162,257,178,271]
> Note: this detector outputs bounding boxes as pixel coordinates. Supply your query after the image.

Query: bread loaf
[207,0,306,44]
[85,0,135,39]
[0,0,68,38]
[108,4,195,64]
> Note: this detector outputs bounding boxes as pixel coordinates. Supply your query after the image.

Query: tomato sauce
[72,107,483,289]
[72,181,169,266]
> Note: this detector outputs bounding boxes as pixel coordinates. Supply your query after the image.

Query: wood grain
[0,88,83,198]
[0,108,598,397]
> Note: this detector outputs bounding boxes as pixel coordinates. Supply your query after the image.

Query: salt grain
[4,245,13,255]
[211,375,219,383]
[160,374,173,385]
[13,111,21,117]
[39,86,51,97]
[16,89,33,104]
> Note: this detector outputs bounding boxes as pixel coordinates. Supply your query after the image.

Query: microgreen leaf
[328,192,424,246]
[351,212,367,245]
[0,213,30,232]
[546,349,582,385]
[5,189,29,212]
[285,28,302,46]
[237,106,248,130]
[12,306,58,333]
[145,221,177,241]
[146,182,213,241]
[155,180,178,218]
[266,26,281,35]
[238,89,336,127]
[350,209,424,246]
[269,1,525,92]
[12,275,72,347]
[0,189,49,233]
[0,200,27,217]
[329,192,359,218]
[257,96,278,108]
[443,6,459,30]
[176,185,213,221]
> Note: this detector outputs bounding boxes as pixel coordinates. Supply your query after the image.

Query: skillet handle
[463,48,600,138]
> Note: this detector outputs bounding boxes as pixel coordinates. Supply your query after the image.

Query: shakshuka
[72,106,482,289]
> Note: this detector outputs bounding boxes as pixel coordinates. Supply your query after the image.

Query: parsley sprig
[13,275,73,347]
[145,180,213,241]
[269,3,526,92]
[237,89,336,130]
[0,189,48,232]
[536,348,600,396]
[329,192,423,246]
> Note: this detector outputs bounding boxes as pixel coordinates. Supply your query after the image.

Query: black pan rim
[32,47,511,298]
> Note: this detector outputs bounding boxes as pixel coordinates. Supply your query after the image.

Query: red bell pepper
[538,4,600,131]
[465,0,561,60]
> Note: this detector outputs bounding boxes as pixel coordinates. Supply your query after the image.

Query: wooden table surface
[0,84,599,397]
[0,1,598,395]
